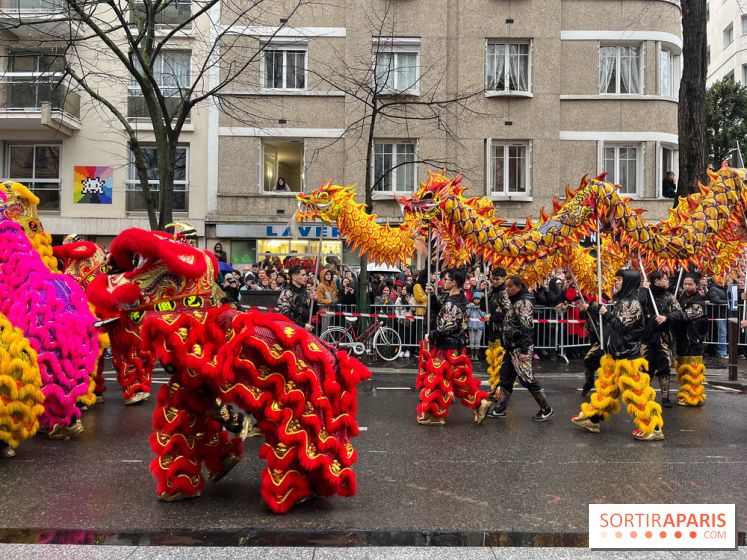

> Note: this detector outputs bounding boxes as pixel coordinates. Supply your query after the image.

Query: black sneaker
[662,397,672,408]
[487,407,506,418]
[532,408,554,422]
[580,385,593,397]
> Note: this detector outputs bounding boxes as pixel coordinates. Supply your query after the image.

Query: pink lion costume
[0,182,98,439]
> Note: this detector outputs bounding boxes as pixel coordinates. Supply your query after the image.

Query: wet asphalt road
[0,369,745,546]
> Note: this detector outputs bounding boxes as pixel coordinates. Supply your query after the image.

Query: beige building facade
[0,0,681,264]
[0,0,211,246]
[706,0,747,86]
[213,0,682,265]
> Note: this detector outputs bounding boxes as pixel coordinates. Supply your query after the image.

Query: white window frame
[484,40,533,97]
[258,138,305,196]
[371,140,417,198]
[724,23,734,49]
[599,43,644,95]
[485,139,532,200]
[4,143,61,212]
[656,141,679,198]
[598,141,644,197]
[657,42,681,98]
[372,37,421,96]
[260,41,308,91]
[126,145,190,213]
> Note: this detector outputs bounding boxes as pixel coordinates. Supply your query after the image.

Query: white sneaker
[397,351,404,358]
[404,350,411,358]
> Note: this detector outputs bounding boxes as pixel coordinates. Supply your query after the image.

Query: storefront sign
[216,223,340,239]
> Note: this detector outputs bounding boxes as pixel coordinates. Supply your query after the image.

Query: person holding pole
[572,270,664,441]
[640,271,684,408]
[574,295,604,397]
[674,273,709,407]
[416,268,491,426]
[277,265,316,332]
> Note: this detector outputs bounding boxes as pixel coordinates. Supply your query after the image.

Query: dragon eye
[131,252,146,269]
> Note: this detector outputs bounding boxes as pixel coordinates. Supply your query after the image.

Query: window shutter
[655,141,662,197]
[640,42,646,94]
[529,40,534,94]
[639,141,646,197]
[527,141,533,196]
[485,138,492,194]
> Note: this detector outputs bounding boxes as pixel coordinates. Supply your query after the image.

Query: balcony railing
[129,2,191,27]
[0,0,65,10]
[128,93,190,121]
[0,78,80,117]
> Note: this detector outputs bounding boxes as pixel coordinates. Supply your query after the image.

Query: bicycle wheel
[373,326,402,362]
[320,327,355,351]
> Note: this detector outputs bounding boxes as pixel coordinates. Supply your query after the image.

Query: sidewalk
[3,544,746,560]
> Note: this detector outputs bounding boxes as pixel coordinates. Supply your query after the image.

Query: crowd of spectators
[214,241,747,359]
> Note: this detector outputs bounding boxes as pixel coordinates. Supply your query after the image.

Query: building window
[3,51,67,110]
[262,47,306,90]
[659,144,678,197]
[743,64,747,84]
[707,46,711,67]
[486,41,531,93]
[5,144,60,211]
[373,142,416,192]
[726,69,735,81]
[262,139,304,193]
[659,48,673,96]
[603,144,639,195]
[373,41,419,94]
[127,145,189,212]
[129,51,190,119]
[724,23,734,48]
[488,140,531,196]
[599,45,642,94]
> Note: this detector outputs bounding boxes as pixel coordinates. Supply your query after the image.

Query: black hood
[508,285,534,303]
[616,270,641,300]
[448,292,469,306]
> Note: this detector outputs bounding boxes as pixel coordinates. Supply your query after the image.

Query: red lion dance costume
[55,240,154,405]
[87,229,370,513]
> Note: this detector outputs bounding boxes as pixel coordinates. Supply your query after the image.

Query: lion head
[87,228,217,313]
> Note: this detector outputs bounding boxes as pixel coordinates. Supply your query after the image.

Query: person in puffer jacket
[489,275,554,422]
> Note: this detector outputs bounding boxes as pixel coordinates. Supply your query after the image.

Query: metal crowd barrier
[243,300,747,361]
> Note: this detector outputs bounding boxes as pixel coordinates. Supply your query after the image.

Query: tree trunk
[130,139,159,230]
[357,104,379,311]
[156,139,175,230]
[678,0,709,198]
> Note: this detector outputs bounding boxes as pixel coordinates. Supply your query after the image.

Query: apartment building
[0,0,210,246]
[706,0,747,85]
[213,0,682,265]
[0,0,682,265]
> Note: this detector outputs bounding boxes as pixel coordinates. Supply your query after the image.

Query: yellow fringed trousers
[579,354,663,434]
[675,356,706,407]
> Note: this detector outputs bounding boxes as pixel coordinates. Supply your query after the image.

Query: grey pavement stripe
[4,545,744,559]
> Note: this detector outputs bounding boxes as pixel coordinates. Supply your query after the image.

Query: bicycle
[320,314,402,362]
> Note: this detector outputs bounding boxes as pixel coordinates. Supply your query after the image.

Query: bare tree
[288,0,486,304]
[678,0,708,199]
[1,0,308,229]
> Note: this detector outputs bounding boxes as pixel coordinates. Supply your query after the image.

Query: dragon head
[295,180,356,223]
[402,171,460,225]
[0,181,45,237]
[87,228,217,314]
